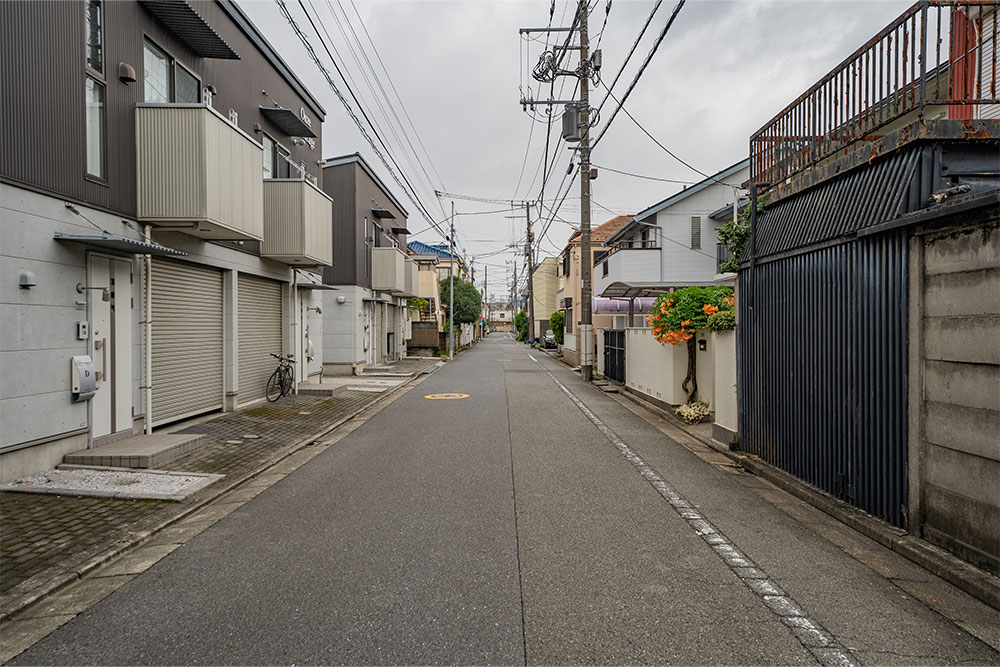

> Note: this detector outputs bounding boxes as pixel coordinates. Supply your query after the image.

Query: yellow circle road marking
[424,393,469,400]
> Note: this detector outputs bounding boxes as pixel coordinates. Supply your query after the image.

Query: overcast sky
[238,0,912,299]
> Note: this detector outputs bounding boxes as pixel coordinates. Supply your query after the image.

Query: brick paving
[0,362,434,612]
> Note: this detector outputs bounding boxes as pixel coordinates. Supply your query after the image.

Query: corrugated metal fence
[738,231,909,528]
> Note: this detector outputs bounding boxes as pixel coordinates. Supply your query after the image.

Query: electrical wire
[592,0,685,148]
[591,162,695,184]
[281,0,447,239]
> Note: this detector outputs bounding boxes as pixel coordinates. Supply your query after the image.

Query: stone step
[63,433,208,469]
[597,384,620,393]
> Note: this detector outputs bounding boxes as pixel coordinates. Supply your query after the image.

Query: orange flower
[702,304,719,315]
[681,320,691,326]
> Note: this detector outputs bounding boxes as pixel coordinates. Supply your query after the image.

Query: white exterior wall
[1,184,300,480]
[712,330,738,437]
[625,327,717,409]
[321,285,368,369]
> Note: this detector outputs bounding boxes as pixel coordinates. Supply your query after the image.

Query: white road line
[526,353,857,667]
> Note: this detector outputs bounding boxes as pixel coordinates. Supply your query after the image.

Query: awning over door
[54,232,186,256]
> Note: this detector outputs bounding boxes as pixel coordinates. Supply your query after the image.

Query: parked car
[543,329,556,348]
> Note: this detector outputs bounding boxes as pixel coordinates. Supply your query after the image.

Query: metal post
[449,220,456,354]
[525,202,535,342]
[578,0,594,381]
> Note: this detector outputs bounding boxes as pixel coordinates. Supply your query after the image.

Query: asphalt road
[12,334,1000,665]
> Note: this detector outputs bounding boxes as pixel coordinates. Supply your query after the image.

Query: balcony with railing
[716,242,734,274]
[372,246,406,294]
[751,1,999,195]
[401,258,419,298]
[594,244,661,297]
[136,104,264,241]
[261,178,333,266]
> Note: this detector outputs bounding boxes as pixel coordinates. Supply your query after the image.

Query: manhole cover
[424,393,469,400]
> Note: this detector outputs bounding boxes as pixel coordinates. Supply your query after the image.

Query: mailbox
[71,355,98,402]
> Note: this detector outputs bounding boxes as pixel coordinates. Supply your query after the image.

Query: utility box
[562,104,581,142]
[71,355,98,403]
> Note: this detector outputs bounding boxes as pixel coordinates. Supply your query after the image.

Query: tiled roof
[567,214,634,245]
[408,240,456,259]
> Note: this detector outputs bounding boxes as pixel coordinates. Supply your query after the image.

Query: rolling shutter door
[151,259,224,425]
[238,273,283,405]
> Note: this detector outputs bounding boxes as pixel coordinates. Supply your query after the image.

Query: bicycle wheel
[281,366,294,396]
[265,368,284,402]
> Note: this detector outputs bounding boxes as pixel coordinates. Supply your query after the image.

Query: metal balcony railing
[716,242,733,274]
[750,1,999,187]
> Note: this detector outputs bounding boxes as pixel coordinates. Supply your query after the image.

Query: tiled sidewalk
[0,360,436,620]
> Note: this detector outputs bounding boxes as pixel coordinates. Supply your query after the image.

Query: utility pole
[449,201,455,361]
[519,0,596,377]
[525,202,535,342]
[577,0,594,381]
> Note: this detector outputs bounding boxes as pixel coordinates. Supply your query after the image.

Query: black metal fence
[738,230,909,528]
[603,330,626,385]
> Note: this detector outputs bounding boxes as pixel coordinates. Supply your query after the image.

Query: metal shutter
[151,258,224,425]
[238,273,284,405]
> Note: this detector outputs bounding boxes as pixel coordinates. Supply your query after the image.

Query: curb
[608,383,1000,612]
[0,366,438,623]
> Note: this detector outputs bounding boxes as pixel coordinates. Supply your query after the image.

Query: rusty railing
[750,1,999,186]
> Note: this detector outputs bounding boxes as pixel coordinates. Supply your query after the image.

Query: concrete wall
[910,216,1000,574]
[625,327,717,411]
[712,330,738,444]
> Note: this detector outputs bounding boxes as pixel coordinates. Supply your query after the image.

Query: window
[85,78,105,179]
[691,216,702,249]
[85,0,103,74]
[565,306,573,333]
[262,135,274,178]
[602,260,608,277]
[143,39,199,103]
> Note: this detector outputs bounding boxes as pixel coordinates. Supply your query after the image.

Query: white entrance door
[89,255,133,440]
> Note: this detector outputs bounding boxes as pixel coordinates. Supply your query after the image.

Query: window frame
[84,0,104,77]
[691,216,702,250]
[84,76,107,183]
[142,37,201,104]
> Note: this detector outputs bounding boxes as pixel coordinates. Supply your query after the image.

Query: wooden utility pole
[525,202,535,341]
[578,0,594,381]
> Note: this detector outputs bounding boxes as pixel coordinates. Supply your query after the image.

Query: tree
[646,286,734,402]
[549,310,564,345]
[439,278,482,325]
[717,194,768,273]
[514,311,528,341]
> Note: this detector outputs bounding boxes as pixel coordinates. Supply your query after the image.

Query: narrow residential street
[9,335,1000,666]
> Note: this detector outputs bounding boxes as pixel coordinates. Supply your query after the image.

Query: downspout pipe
[144,225,153,435]
[747,181,771,310]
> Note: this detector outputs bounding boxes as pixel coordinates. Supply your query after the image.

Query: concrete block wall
[910,216,1000,574]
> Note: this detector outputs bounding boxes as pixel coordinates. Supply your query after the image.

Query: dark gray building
[319,153,417,372]
[1,0,331,480]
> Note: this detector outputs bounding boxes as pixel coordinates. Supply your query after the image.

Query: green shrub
[549,310,564,345]
[514,311,528,341]
[705,309,736,331]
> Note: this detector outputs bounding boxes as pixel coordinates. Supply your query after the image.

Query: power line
[591,162,694,184]
[280,0,446,238]
[592,0,685,148]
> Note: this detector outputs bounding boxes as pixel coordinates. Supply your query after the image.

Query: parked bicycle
[265,353,296,402]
